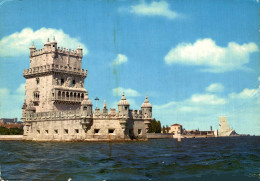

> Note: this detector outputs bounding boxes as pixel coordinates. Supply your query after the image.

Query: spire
[103,100,107,109]
[121,92,126,100]
[30,42,36,49]
[77,44,82,49]
[47,37,49,42]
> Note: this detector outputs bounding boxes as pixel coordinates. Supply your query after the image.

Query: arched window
[62,92,65,99]
[70,92,73,100]
[58,91,61,99]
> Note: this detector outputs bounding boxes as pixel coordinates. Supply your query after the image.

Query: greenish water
[0,137,259,181]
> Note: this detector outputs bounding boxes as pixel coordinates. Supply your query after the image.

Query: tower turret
[29,43,36,57]
[50,36,57,51]
[141,96,152,119]
[103,100,108,115]
[81,91,93,117]
[44,38,51,51]
[118,92,129,117]
[77,44,83,58]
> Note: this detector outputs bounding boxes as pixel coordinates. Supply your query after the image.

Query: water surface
[0,137,259,180]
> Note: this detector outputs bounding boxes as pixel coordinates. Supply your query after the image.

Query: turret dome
[81,91,92,106]
[118,92,129,106]
[30,43,36,49]
[141,96,152,108]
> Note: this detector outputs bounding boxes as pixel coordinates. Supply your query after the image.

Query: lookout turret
[141,96,152,119]
[81,91,93,118]
[118,92,129,117]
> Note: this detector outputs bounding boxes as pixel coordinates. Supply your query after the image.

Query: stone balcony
[51,88,86,104]
[23,64,87,78]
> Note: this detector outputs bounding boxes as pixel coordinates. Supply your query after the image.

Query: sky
[0,0,259,135]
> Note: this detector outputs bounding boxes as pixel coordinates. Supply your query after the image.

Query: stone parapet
[31,47,82,58]
[24,110,83,122]
[23,64,87,78]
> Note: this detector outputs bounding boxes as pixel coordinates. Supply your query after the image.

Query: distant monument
[219,116,236,136]
[21,38,153,141]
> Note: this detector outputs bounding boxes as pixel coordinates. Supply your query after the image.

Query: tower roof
[44,38,51,45]
[141,96,152,108]
[30,43,36,49]
[118,92,129,106]
[81,91,92,106]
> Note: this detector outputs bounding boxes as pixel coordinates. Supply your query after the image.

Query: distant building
[0,118,18,124]
[0,118,22,129]
[169,124,182,135]
[219,116,237,136]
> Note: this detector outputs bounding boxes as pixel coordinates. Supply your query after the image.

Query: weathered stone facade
[21,38,152,141]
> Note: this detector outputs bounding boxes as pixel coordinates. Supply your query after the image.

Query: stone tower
[23,38,88,113]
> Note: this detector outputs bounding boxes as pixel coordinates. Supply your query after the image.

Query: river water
[0,136,259,181]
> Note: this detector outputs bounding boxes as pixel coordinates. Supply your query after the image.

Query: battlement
[23,109,83,122]
[23,64,87,78]
[93,108,144,119]
[30,44,82,58]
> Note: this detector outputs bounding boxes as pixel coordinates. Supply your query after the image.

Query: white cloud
[112,54,128,66]
[190,94,226,105]
[229,88,258,99]
[0,27,88,57]
[164,38,258,73]
[153,101,176,110]
[112,87,140,97]
[130,1,179,19]
[206,83,224,92]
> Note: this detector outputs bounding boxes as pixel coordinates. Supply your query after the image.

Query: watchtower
[23,38,88,113]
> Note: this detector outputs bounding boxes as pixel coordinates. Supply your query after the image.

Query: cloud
[164,38,258,73]
[113,87,140,97]
[112,54,128,66]
[153,101,176,110]
[229,88,258,99]
[129,1,179,19]
[190,94,226,105]
[0,27,88,57]
[206,83,224,92]
[0,83,25,119]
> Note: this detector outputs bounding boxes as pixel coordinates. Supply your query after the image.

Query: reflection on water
[0,137,259,180]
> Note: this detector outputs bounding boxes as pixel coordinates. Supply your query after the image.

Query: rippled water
[0,137,259,181]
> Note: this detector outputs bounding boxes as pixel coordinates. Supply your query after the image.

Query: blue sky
[0,0,259,135]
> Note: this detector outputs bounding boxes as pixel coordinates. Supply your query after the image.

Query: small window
[37,130,40,134]
[83,106,87,110]
[54,129,58,134]
[61,79,64,85]
[108,129,114,134]
[75,129,79,134]
[94,129,100,134]
[64,129,68,134]
[138,129,142,135]
[45,130,48,134]
[72,80,76,85]
[53,45,55,47]
[36,78,40,84]
[125,106,127,110]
